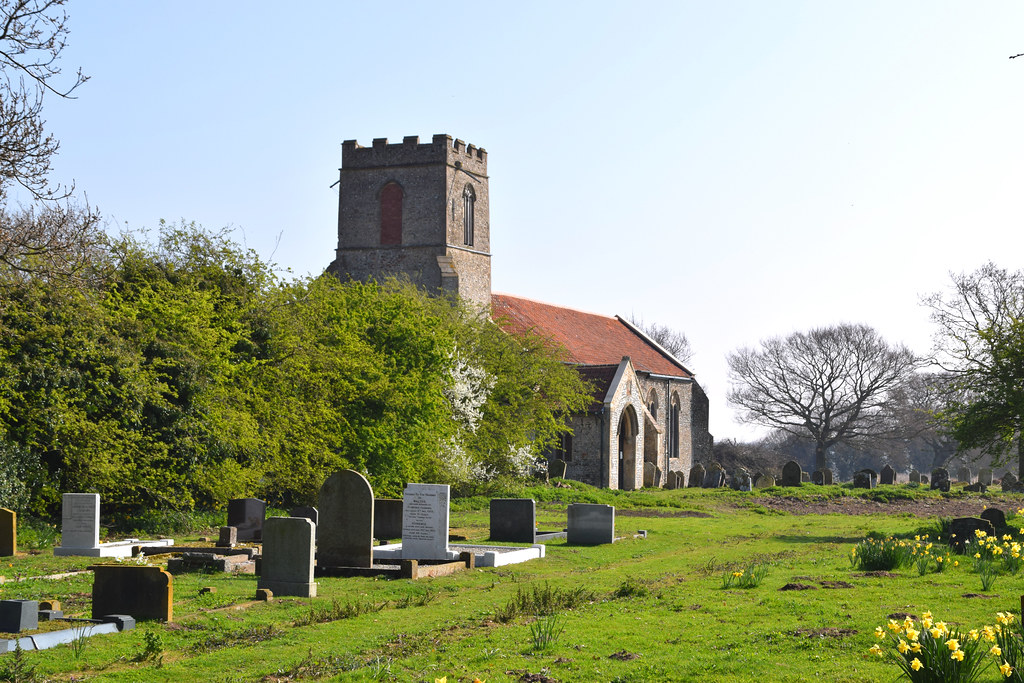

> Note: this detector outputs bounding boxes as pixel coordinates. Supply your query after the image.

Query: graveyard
[0,477,1023,682]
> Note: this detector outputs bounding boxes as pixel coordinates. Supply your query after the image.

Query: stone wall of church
[559,413,605,486]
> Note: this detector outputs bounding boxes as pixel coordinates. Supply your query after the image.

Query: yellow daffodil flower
[906,628,920,641]
[869,644,884,657]
[910,642,922,653]
[952,649,965,662]
[992,645,1002,656]
[875,626,886,640]
[897,639,910,654]
[911,658,923,671]
[1001,661,1014,677]
[931,627,944,639]
[947,638,960,651]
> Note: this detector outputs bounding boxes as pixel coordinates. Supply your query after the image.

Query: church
[327,134,712,489]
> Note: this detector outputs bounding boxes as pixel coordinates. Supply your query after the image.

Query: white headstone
[401,483,450,560]
[59,493,99,550]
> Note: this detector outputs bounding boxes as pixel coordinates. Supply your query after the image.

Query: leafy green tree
[925,263,1024,477]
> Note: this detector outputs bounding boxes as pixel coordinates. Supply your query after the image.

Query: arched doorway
[618,407,638,490]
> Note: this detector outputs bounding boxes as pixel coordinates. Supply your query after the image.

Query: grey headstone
[258,517,317,598]
[490,499,536,543]
[374,499,403,540]
[753,474,775,489]
[920,475,928,485]
[549,459,567,479]
[567,503,615,545]
[688,464,705,488]
[1002,473,1019,491]
[318,470,374,568]
[853,471,873,489]
[702,464,725,488]
[781,461,802,487]
[931,468,950,492]
[643,462,656,487]
[957,467,972,484]
[733,469,752,491]
[880,465,896,486]
[0,508,13,557]
[665,470,677,489]
[980,508,1006,530]
[978,468,993,487]
[289,506,319,526]
[59,493,100,550]
[675,472,685,488]
[0,600,37,633]
[90,564,173,621]
[811,469,833,486]
[216,526,237,548]
[909,469,921,483]
[401,483,450,560]
[227,498,266,542]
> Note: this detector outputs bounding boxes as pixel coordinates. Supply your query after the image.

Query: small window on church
[463,184,475,246]
[380,182,403,245]
[555,432,573,462]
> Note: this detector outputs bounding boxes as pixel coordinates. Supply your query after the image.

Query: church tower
[327,134,491,307]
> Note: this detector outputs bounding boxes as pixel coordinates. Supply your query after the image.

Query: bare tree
[626,316,693,364]
[727,323,919,471]
[0,201,105,287]
[0,0,88,201]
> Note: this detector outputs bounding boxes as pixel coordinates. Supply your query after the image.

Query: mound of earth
[747,496,1009,518]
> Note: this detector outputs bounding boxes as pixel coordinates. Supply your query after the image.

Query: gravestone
[853,471,873,489]
[374,499,403,539]
[566,503,615,545]
[90,565,173,621]
[674,472,685,488]
[549,459,567,479]
[858,469,878,486]
[643,462,656,487]
[980,507,1007,530]
[0,600,37,633]
[880,465,896,486]
[753,474,775,489]
[978,468,993,487]
[781,461,802,487]
[289,506,318,526]
[58,492,99,551]
[490,499,536,543]
[665,470,677,489]
[258,517,317,598]
[688,464,705,488]
[1002,473,1019,491]
[920,475,928,485]
[948,517,995,551]
[0,508,14,557]
[909,469,921,484]
[227,498,266,542]
[733,469,752,491]
[402,483,450,560]
[318,470,374,568]
[702,464,725,488]
[167,552,254,574]
[957,467,972,484]
[931,468,950,492]
[216,526,237,548]
[811,469,833,486]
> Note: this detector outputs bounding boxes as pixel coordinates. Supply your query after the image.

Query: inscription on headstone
[60,493,99,550]
[402,483,450,560]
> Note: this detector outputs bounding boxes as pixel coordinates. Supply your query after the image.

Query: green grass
[3,485,1024,681]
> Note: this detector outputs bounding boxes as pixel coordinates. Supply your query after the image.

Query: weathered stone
[401,483,450,560]
[688,464,705,488]
[167,552,255,574]
[957,467,972,484]
[318,470,374,568]
[0,508,14,557]
[374,498,403,540]
[880,465,896,486]
[567,503,615,545]
[226,498,266,542]
[258,517,317,598]
[980,507,1006,530]
[948,517,995,551]
[675,472,685,489]
[978,468,993,487]
[733,469,752,491]
[702,464,725,488]
[216,526,237,548]
[800,471,810,483]
[931,468,950,492]
[920,475,928,485]
[811,469,833,486]
[489,499,536,543]
[549,459,567,479]
[781,461,802,487]
[853,471,873,489]
[90,565,173,621]
[0,600,37,633]
[643,462,656,487]
[908,469,921,483]
[964,482,987,493]
[753,474,775,489]
[1002,473,1019,491]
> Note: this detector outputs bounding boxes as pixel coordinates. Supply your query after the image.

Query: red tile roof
[491,294,692,379]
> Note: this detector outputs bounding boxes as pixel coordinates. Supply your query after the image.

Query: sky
[23,1,1024,441]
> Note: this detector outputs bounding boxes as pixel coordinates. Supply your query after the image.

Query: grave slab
[90,565,173,621]
[259,517,317,598]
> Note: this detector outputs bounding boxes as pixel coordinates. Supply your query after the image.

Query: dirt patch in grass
[820,580,854,589]
[963,593,998,599]
[509,670,559,682]
[747,496,1000,518]
[791,627,857,638]
[609,649,641,661]
[779,583,816,591]
[853,571,899,578]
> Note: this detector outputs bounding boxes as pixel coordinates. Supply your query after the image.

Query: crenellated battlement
[341,133,487,173]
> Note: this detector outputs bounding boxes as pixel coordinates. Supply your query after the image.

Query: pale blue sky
[28,1,1024,440]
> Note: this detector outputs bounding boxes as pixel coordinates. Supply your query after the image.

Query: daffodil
[969,629,980,641]
[888,619,901,633]
[869,643,884,657]
[906,627,920,641]
[931,627,944,639]
[947,638,960,652]
[897,639,910,654]
[992,645,1003,656]
[875,626,886,640]
[1001,661,1014,677]
[911,658,923,671]
[910,642,922,653]
[951,649,965,662]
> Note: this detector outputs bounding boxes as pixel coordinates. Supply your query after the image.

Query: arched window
[380,182,403,245]
[462,184,475,246]
[647,389,659,420]
[670,394,681,459]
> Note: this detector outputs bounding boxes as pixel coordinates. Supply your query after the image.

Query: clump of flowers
[870,611,1016,681]
[851,536,912,571]
[721,562,769,589]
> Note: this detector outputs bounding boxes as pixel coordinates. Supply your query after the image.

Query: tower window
[380,182,403,245]
[463,184,475,246]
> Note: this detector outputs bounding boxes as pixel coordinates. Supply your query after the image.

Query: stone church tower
[327,134,491,307]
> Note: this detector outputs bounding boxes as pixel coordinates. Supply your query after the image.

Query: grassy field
[3,484,1024,682]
